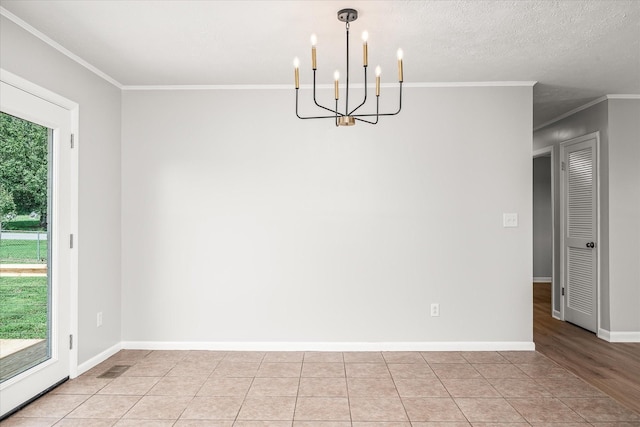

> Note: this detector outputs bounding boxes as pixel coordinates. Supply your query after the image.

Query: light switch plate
[503,213,518,227]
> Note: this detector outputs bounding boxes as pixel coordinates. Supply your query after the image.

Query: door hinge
[69,334,73,350]
[70,134,75,148]
[562,287,565,296]
[69,234,74,249]
[561,161,566,171]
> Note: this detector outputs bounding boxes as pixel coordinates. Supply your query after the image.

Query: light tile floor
[3,350,640,426]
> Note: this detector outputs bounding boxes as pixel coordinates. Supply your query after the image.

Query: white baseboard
[533,277,552,283]
[598,328,640,343]
[75,342,122,377]
[121,341,535,352]
[553,310,562,320]
[597,328,610,341]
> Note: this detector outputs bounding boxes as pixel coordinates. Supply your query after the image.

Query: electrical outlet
[97,312,103,327]
[430,303,440,317]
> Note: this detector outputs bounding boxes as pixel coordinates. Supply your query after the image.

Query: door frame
[532,146,557,318]
[559,131,601,334]
[0,69,79,377]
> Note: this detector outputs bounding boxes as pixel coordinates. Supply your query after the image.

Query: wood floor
[533,282,640,414]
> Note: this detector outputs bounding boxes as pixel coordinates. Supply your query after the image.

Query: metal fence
[0,231,48,263]
[0,231,48,345]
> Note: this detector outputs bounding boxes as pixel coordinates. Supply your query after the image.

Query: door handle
[586,242,595,248]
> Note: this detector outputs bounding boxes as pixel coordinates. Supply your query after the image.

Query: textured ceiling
[1,0,639,127]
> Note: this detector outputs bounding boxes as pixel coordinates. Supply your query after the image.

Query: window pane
[0,111,51,382]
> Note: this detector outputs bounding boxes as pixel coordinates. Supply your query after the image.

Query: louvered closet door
[563,137,597,332]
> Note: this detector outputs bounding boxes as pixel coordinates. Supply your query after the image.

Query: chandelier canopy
[293,8,404,127]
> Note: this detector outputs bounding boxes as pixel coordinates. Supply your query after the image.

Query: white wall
[608,99,640,334]
[121,85,533,347]
[1,16,122,363]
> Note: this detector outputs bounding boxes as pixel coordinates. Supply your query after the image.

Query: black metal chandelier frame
[294,8,403,127]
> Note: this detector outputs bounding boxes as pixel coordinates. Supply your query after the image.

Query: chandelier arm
[353,96,379,124]
[394,82,403,115]
[348,66,368,116]
[351,82,403,117]
[296,89,344,119]
[297,114,351,119]
[295,88,302,119]
[298,115,350,120]
[354,116,378,124]
[352,111,400,118]
[312,69,344,116]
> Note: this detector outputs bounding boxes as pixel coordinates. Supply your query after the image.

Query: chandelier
[293,8,403,127]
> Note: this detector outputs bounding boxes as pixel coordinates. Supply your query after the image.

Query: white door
[0,80,73,416]
[561,133,598,333]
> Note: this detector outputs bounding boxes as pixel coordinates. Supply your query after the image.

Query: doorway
[560,132,599,333]
[532,147,555,318]
[0,73,78,417]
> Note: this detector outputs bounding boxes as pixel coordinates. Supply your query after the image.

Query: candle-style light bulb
[310,34,317,69]
[375,65,381,96]
[334,70,340,100]
[397,48,404,82]
[362,30,369,67]
[293,57,300,89]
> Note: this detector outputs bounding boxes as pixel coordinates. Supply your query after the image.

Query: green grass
[2,215,45,231]
[0,276,48,339]
[0,239,48,263]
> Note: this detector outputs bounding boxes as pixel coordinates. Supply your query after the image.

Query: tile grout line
[159,350,219,424]
[291,355,301,427]
[289,352,304,426]
[233,351,264,424]
[431,355,473,425]
[341,351,354,426]
[121,349,177,424]
[385,352,413,424]
[493,357,533,425]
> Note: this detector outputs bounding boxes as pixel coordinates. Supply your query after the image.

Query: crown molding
[403,81,537,88]
[606,94,640,100]
[123,84,292,91]
[122,81,537,91]
[534,94,640,131]
[1,6,123,89]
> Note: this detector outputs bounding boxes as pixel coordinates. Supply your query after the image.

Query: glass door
[0,80,72,417]
[0,111,50,380]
